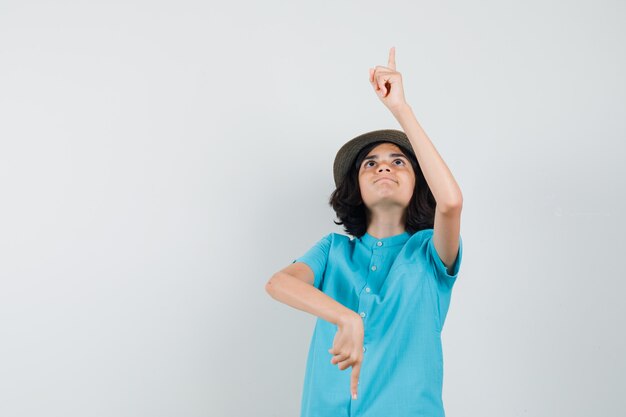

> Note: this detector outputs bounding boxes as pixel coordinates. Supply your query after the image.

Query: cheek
[360,179,371,193]
[404,177,416,194]
[407,172,416,186]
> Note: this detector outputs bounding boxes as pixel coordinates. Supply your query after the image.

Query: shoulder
[402,228,464,279]
[331,232,352,240]
[314,232,357,257]
[327,232,353,247]
[305,232,351,250]
[396,228,435,262]
[406,228,434,246]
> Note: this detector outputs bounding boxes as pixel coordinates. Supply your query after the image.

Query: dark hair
[328,140,436,238]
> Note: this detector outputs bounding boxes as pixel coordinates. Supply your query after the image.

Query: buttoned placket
[350,231,409,411]
[352,238,385,401]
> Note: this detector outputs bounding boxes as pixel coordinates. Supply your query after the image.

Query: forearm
[391,103,463,211]
[266,272,358,326]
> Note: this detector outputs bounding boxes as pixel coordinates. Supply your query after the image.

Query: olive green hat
[333,128,414,188]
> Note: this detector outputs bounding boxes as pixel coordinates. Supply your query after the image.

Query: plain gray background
[1,0,624,416]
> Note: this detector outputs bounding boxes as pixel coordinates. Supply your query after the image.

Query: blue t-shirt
[292,228,463,417]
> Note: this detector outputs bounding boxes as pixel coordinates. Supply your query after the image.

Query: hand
[328,313,364,400]
[368,46,408,114]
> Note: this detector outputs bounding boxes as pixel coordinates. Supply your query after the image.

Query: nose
[377,163,392,173]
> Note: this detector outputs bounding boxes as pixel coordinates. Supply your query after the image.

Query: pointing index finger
[388,46,396,70]
[351,361,361,399]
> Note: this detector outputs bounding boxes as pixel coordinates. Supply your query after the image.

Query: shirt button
[371,265,377,271]
[365,287,371,293]
[377,241,383,246]
[363,346,367,352]
[360,312,366,318]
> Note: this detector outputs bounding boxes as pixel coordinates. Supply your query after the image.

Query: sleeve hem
[429,234,463,280]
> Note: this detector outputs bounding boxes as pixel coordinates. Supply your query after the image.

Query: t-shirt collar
[358,230,410,249]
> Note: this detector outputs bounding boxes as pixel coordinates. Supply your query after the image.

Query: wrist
[336,310,360,327]
[390,102,412,118]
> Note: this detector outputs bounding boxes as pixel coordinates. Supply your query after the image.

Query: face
[357,142,416,212]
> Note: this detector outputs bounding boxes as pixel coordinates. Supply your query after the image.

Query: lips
[375,177,397,184]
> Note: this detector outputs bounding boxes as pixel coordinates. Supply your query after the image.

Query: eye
[364,159,405,168]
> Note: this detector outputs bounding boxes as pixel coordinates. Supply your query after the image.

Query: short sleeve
[291,233,333,289]
[427,233,463,287]
[427,232,463,331]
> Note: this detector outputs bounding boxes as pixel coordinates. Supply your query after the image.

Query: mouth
[376,177,397,184]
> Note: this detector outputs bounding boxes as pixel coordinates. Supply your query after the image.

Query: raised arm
[369,46,463,268]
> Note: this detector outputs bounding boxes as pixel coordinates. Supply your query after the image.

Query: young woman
[265,47,464,417]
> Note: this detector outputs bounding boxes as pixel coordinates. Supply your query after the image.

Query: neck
[365,208,406,239]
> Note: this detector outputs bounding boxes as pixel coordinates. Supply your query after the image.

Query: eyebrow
[363,153,408,161]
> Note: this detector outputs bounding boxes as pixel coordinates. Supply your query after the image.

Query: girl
[265,47,463,417]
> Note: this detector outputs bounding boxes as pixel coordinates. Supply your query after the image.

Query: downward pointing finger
[351,361,361,400]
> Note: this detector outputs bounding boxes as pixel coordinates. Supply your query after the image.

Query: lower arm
[266,272,358,325]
